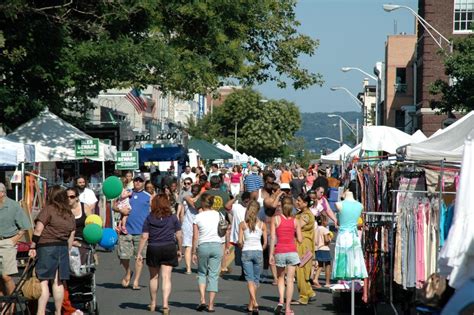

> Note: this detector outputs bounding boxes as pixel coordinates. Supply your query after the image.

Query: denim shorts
[36,245,70,281]
[274,252,300,267]
[241,250,263,285]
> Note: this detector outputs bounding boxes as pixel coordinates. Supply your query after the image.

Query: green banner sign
[116,151,139,170]
[75,139,100,157]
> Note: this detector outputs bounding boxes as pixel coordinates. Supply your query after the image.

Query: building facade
[416,0,473,135]
[358,79,376,126]
[384,34,417,133]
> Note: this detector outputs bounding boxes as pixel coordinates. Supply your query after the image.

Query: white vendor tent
[5,109,117,162]
[0,138,35,166]
[438,129,474,289]
[321,144,353,164]
[362,126,417,154]
[403,111,474,163]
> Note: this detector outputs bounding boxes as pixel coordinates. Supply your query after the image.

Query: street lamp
[315,137,342,146]
[327,114,359,145]
[341,67,380,125]
[341,67,377,81]
[330,86,365,125]
[383,4,453,52]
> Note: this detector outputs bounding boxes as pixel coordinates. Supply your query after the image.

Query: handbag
[299,250,313,267]
[21,259,42,300]
[418,273,453,308]
[217,211,229,237]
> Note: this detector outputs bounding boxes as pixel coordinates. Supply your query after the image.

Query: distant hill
[296,111,362,153]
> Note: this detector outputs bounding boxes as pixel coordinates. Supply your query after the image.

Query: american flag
[125,88,147,113]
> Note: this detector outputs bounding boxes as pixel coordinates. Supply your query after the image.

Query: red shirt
[274,215,297,254]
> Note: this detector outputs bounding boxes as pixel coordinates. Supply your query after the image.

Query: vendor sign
[116,151,139,170]
[75,139,99,157]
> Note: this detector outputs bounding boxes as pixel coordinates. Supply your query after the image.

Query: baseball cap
[133,175,144,182]
[280,183,291,190]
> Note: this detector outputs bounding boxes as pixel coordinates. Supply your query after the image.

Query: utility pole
[339,119,343,147]
[356,119,359,145]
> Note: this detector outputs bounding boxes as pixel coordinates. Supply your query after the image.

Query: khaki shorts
[0,238,18,276]
[117,234,146,260]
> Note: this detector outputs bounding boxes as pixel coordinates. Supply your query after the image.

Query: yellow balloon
[85,214,103,227]
[328,231,334,238]
[357,217,363,225]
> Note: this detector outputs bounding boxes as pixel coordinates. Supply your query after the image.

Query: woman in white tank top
[238,201,267,314]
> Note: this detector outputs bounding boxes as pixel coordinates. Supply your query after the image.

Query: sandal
[285,310,294,315]
[290,299,308,305]
[206,306,215,313]
[196,304,207,312]
[162,307,170,315]
[274,304,283,314]
[147,304,156,312]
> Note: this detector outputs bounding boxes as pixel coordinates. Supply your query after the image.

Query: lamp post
[327,114,359,145]
[330,86,365,125]
[315,137,342,146]
[234,98,268,151]
[341,67,380,126]
[383,4,453,53]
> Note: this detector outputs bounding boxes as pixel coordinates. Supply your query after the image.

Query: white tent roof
[362,125,417,154]
[411,130,428,143]
[6,109,117,162]
[0,138,35,165]
[346,143,362,159]
[321,144,353,164]
[404,111,474,163]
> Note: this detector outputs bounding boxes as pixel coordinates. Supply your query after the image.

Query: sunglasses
[184,182,192,185]
[68,195,77,199]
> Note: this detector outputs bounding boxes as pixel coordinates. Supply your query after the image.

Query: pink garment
[117,189,131,210]
[415,203,425,288]
[274,215,297,254]
[230,172,242,184]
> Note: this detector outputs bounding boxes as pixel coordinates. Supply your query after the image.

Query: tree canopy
[0,0,322,132]
[186,89,301,161]
[430,33,474,113]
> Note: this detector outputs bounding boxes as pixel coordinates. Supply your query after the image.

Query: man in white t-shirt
[230,191,251,281]
[180,165,196,185]
[75,176,98,209]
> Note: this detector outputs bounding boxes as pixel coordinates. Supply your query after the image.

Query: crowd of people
[110,162,359,315]
[0,162,367,315]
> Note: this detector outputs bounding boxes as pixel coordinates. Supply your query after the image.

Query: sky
[256,0,418,113]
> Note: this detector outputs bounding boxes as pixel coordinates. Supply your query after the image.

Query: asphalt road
[92,250,342,315]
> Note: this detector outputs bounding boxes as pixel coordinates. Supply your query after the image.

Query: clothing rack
[391,189,457,195]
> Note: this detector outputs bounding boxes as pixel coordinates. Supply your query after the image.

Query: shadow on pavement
[118,302,149,311]
[97,282,127,289]
[169,301,200,311]
[260,295,281,303]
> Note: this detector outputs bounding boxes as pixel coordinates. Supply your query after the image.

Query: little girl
[116,180,132,234]
[313,214,333,288]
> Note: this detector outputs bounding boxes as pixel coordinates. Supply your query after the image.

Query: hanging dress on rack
[332,200,368,280]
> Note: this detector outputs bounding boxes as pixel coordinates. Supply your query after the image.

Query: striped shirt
[244,173,263,193]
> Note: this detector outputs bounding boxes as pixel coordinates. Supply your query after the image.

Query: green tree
[0,0,322,132]
[187,89,301,161]
[430,33,474,112]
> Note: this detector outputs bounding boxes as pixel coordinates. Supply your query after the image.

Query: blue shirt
[126,190,151,235]
[142,214,181,246]
[244,173,263,193]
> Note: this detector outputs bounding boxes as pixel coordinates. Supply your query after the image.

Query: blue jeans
[197,242,223,292]
[241,250,263,286]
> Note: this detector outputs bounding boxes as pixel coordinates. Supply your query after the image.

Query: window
[395,68,407,93]
[395,110,405,131]
[454,0,474,32]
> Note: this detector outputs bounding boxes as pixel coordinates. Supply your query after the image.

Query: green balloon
[83,224,103,245]
[102,176,123,200]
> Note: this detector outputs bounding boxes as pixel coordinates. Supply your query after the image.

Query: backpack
[217,211,228,237]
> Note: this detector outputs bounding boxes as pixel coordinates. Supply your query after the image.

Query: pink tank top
[274,214,297,254]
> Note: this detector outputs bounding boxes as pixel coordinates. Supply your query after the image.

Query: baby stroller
[0,257,38,315]
[67,240,99,315]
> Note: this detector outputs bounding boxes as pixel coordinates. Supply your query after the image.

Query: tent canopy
[0,138,35,165]
[188,139,233,160]
[6,109,116,162]
[362,126,420,154]
[321,144,352,164]
[403,111,474,163]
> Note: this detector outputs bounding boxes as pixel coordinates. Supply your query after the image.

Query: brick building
[415,0,473,136]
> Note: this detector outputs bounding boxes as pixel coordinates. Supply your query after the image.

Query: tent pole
[21,162,25,202]
[102,160,106,224]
